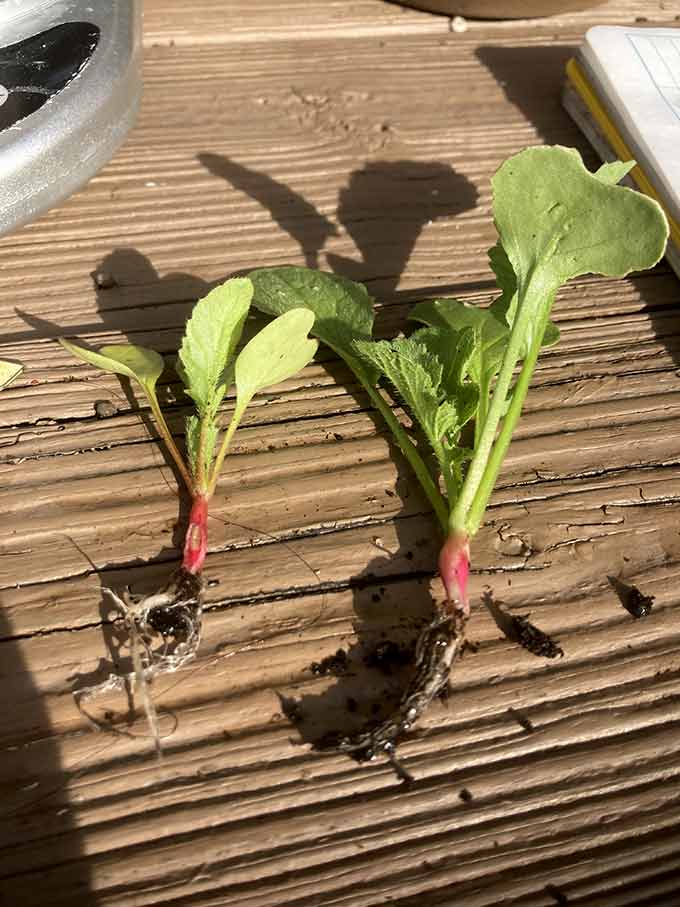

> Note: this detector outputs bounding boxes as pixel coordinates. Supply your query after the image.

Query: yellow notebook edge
[565,57,680,252]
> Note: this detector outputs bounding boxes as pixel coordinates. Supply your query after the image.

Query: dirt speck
[510,615,564,658]
[608,576,654,619]
[91,269,118,290]
[508,706,534,733]
[310,648,350,677]
[482,590,563,658]
[94,400,117,419]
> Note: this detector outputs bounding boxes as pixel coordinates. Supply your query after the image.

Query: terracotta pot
[394,0,607,17]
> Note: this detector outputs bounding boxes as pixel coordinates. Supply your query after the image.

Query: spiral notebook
[563,25,680,279]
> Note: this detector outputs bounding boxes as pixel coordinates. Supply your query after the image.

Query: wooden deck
[2,1,680,903]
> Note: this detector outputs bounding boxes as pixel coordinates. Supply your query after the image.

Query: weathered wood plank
[2,576,680,903]
[141,0,680,47]
[2,2,680,905]
[0,28,622,338]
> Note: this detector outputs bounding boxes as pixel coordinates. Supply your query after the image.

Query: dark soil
[607,576,655,619]
[310,649,350,677]
[482,589,563,658]
[508,614,564,658]
[363,639,415,674]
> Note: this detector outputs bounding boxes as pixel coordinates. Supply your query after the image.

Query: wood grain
[1,2,680,905]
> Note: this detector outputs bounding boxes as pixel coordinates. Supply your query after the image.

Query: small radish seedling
[60,278,318,750]
[250,146,669,767]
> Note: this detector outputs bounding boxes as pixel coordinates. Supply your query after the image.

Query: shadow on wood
[0,603,93,903]
[197,153,478,299]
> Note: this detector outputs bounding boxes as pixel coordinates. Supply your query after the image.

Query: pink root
[438,530,470,617]
[182,494,209,574]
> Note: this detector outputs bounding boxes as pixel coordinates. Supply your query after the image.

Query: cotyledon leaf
[249,266,379,384]
[235,308,318,409]
[58,336,196,491]
[58,339,164,394]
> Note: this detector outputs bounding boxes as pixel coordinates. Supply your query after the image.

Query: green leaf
[178,278,252,417]
[249,266,378,384]
[355,334,472,497]
[235,308,318,407]
[58,338,164,393]
[355,335,444,440]
[488,241,559,353]
[411,298,507,385]
[0,359,22,390]
[249,266,449,528]
[58,338,197,491]
[493,146,668,295]
[594,160,636,185]
[488,241,516,319]
[415,327,479,426]
[248,267,459,493]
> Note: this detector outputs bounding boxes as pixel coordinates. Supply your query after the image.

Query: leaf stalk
[207,403,245,498]
[146,388,195,495]
[364,383,449,533]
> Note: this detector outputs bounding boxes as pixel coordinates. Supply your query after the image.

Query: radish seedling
[250,146,669,764]
[60,278,318,749]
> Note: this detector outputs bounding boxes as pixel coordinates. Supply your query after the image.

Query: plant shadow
[197,152,478,300]
[198,153,338,270]
[278,506,443,778]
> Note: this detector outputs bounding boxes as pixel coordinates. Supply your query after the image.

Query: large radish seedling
[249,146,669,768]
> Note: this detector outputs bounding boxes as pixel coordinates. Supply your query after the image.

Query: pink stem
[438,529,470,618]
[182,494,209,574]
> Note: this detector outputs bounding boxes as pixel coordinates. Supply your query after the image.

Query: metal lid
[0,0,142,236]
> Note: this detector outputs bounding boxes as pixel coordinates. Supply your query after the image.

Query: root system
[75,568,204,755]
[316,607,468,782]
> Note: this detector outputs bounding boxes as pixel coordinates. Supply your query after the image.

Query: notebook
[563,25,680,279]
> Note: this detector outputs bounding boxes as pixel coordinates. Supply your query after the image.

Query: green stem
[146,389,194,495]
[474,368,490,451]
[364,382,449,533]
[206,402,246,498]
[195,415,210,493]
[464,307,548,535]
[450,279,556,536]
[449,300,528,533]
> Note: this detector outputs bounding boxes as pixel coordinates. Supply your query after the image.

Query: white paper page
[582,26,680,225]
